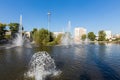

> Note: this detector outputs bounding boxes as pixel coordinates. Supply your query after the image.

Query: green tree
[31,28,37,34]
[98,30,106,41]
[8,23,20,37]
[30,28,38,41]
[55,34,63,44]
[33,28,54,45]
[81,34,86,41]
[0,23,6,40]
[88,32,96,41]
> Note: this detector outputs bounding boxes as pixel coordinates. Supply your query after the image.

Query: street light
[47,12,51,32]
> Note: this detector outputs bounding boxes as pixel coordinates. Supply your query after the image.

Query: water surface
[0,43,120,80]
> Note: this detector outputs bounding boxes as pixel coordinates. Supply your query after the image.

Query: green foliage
[33,28,55,46]
[5,34,11,39]
[8,23,19,32]
[114,38,120,41]
[49,32,54,42]
[0,23,6,40]
[54,34,63,44]
[47,41,56,46]
[88,32,96,41]
[81,34,86,41]
[98,30,106,41]
[31,28,37,34]
[30,28,38,41]
[8,23,20,37]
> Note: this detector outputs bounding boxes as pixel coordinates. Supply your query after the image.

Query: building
[5,30,11,35]
[74,27,87,42]
[105,30,112,40]
[53,32,64,38]
[113,34,120,38]
[24,31,31,38]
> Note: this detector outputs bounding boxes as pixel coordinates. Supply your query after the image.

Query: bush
[32,28,55,46]
[47,41,57,46]
[5,34,11,39]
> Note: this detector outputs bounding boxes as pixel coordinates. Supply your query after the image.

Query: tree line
[31,28,63,46]
[0,22,63,45]
[81,30,106,41]
[0,22,23,42]
[0,21,118,45]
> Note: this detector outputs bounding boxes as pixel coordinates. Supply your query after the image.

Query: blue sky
[0,0,120,35]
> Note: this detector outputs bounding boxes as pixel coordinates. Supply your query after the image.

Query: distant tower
[19,15,22,33]
[47,12,51,32]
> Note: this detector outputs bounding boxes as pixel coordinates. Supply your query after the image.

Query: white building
[105,30,112,39]
[53,32,64,38]
[74,27,87,42]
[113,34,120,38]
[24,31,31,38]
[5,30,11,35]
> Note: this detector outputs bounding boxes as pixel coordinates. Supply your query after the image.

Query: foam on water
[25,51,61,80]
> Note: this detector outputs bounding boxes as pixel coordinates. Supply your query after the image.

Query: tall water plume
[61,21,73,46]
[12,15,24,46]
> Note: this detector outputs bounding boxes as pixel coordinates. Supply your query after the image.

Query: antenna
[47,12,51,32]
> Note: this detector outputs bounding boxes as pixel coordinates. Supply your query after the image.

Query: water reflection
[0,47,33,80]
[79,72,91,80]
[87,43,120,80]
[0,43,120,80]
[34,46,53,53]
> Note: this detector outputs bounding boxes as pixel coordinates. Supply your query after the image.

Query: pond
[0,43,120,80]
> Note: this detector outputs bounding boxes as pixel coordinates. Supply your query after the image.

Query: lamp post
[19,15,22,36]
[47,12,51,32]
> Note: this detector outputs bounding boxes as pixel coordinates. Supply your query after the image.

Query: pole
[19,15,22,34]
[48,12,51,32]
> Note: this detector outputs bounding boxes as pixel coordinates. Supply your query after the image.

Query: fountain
[61,32,73,46]
[84,38,89,44]
[25,51,61,80]
[12,15,24,47]
[61,21,73,47]
[5,15,25,49]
